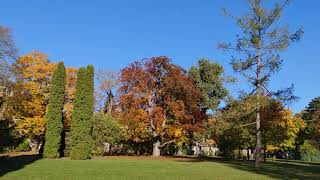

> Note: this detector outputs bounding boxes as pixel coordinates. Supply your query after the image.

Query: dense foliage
[117,57,206,156]
[14,52,55,146]
[215,96,306,160]
[44,62,66,158]
[70,65,94,160]
[15,139,31,152]
[189,59,228,112]
[300,140,320,162]
[92,112,123,156]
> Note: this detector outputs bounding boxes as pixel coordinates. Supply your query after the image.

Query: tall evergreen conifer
[219,0,303,167]
[70,65,94,160]
[44,62,66,158]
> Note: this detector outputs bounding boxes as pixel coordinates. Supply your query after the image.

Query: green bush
[218,129,240,160]
[16,140,31,152]
[92,112,123,156]
[178,145,194,155]
[300,140,320,162]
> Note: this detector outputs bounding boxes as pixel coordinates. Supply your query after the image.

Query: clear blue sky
[2,0,319,113]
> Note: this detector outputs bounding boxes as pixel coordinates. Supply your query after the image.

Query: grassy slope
[0,155,319,180]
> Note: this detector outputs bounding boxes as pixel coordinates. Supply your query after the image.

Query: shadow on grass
[0,153,41,177]
[174,156,320,180]
[275,159,320,166]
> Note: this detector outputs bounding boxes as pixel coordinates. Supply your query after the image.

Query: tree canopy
[189,59,228,112]
[117,56,206,156]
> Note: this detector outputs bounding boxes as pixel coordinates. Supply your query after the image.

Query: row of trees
[0,49,227,158]
[3,50,316,161]
[0,37,318,163]
[43,62,94,160]
[1,0,316,168]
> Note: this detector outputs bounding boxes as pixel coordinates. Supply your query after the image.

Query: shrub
[218,129,240,160]
[16,139,31,152]
[300,140,320,162]
[92,112,123,156]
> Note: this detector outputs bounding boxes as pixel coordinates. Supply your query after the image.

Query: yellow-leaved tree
[260,101,306,161]
[14,51,55,149]
[13,51,77,150]
[13,51,55,149]
[64,67,77,130]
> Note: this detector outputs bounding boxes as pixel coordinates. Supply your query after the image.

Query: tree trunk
[255,32,262,168]
[194,142,200,156]
[247,149,250,161]
[30,141,40,152]
[255,111,261,167]
[263,144,267,163]
[153,140,161,157]
[137,143,141,155]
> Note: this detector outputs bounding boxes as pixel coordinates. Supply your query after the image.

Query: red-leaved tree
[117,56,206,156]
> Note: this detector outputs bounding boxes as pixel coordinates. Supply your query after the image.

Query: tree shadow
[223,160,320,179]
[174,157,320,179]
[0,153,41,177]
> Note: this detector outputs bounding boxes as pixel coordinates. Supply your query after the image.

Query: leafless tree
[95,69,119,113]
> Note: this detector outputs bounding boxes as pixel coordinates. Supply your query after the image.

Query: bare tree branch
[159,140,175,148]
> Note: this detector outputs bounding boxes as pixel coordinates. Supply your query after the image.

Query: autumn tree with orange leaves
[117,56,206,156]
[14,51,55,148]
[12,51,77,150]
[64,67,77,130]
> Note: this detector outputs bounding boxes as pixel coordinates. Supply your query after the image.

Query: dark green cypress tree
[86,65,94,119]
[70,65,94,160]
[82,65,94,158]
[44,62,66,158]
[70,67,86,159]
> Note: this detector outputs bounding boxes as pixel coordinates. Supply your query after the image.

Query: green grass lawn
[0,153,319,180]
